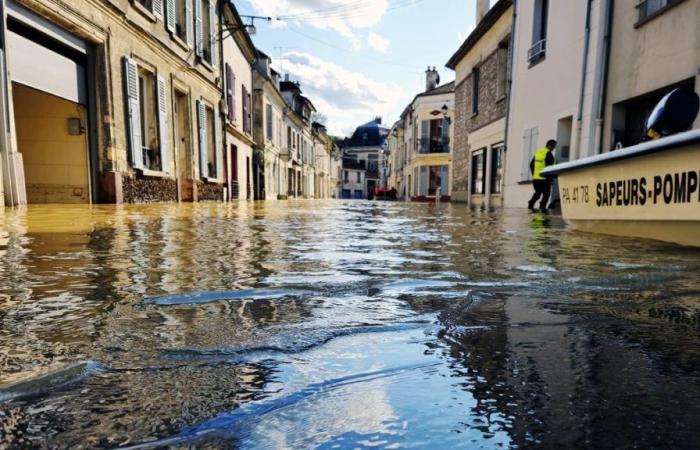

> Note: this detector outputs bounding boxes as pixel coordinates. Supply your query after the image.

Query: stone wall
[452,47,509,202]
[197,181,224,201]
[122,176,177,203]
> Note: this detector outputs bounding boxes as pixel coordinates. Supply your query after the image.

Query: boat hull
[551,139,700,246]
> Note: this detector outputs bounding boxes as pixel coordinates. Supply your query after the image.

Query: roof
[224,1,257,63]
[416,81,455,99]
[446,0,513,69]
[346,118,389,148]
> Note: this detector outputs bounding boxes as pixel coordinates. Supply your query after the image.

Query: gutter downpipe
[218,0,229,202]
[595,0,614,154]
[501,0,516,208]
[573,0,594,161]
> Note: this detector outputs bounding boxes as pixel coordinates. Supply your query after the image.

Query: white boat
[541,129,700,247]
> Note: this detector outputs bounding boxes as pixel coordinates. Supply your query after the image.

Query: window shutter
[156,75,170,174]
[242,85,248,132]
[420,120,429,153]
[247,91,252,134]
[231,69,237,123]
[209,0,217,66]
[152,0,164,18]
[185,0,194,47]
[197,100,208,178]
[225,64,234,122]
[194,0,203,58]
[441,118,450,152]
[123,57,143,170]
[419,166,427,196]
[165,0,175,32]
[266,104,273,141]
[214,106,223,180]
[440,165,449,195]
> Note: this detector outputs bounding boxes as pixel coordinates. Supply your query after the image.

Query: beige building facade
[1,0,226,206]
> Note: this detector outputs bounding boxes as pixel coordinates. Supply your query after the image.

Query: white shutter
[152,0,164,18]
[156,75,170,174]
[165,0,176,33]
[209,0,218,67]
[123,57,143,169]
[197,100,208,178]
[185,0,194,47]
[214,106,223,180]
[194,0,203,58]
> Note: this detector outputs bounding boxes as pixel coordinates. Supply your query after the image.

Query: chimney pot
[476,0,489,22]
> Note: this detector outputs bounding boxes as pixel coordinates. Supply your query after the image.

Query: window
[637,0,685,24]
[490,144,505,194]
[471,68,480,114]
[242,85,251,134]
[356,172,361,183]
[528,0,548,63]
[419,119,450,153]
[266,104,273,141]
[195,0,216,65]
[171,0,192,45]
[123,57,170,173]
[196,100,220,179]
[471,150,486,195]
[287,126,292,149]
[344,170,349,183]
[225,64,236,123]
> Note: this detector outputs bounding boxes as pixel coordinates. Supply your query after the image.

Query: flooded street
[1,201,700,449]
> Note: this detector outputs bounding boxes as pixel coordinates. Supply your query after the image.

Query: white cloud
[248,0,390,48]
[273,51,405,136]
[367,32,390,53]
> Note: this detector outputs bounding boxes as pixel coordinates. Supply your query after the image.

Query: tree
[311,112,328,126]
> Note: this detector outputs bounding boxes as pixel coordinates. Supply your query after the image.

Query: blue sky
[237,0,483,136]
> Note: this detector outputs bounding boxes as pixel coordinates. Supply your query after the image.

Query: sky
[237,0,487,137]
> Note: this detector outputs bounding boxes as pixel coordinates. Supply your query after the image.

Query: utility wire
[277,0,424,21]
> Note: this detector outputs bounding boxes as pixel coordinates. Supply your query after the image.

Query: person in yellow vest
[527,139,557,212]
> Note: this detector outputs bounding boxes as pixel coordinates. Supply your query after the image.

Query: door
[230,144,238,199]
[174,90,193,201]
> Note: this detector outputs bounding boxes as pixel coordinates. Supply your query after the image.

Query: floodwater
[1,201,700,449]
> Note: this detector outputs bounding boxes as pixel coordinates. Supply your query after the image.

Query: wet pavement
[1,201,699,449]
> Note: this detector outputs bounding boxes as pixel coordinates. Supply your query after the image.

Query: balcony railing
[527,39,546,64]
[418,139,450,154]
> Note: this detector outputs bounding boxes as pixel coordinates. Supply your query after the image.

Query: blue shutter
[440,165,449,195]
[420,120,429,153]
[419,166,428,196]
[441,118,450,152]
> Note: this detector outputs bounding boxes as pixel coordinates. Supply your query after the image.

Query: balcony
[418,139,450,155]
[527,39,546,65]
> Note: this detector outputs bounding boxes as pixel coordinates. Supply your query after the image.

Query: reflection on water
[1,201,700,449]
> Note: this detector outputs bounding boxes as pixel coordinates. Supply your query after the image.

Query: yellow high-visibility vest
[532,147,554,180]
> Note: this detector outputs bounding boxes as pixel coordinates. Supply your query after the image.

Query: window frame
[635,0,686,27]
[471,148,487,195]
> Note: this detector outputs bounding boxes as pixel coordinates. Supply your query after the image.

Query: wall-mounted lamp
[441,104,451,124]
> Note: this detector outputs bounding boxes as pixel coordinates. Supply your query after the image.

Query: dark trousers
[528,180,552,209]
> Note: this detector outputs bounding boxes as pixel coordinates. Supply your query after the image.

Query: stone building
[279,77,316,199]
[396,71,454,202]
[221,2,256,201]
[446,0,512,208]
[386,120,405,199]
[0,0,227,205]
[342,118,389,199]
[252,49,286,200]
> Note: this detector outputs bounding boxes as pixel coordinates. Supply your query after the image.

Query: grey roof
[346,118,389,148]
[416,81,455,99]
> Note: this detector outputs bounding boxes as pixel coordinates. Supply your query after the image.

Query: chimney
[284,73,290,82]
[425,66,439,92]
[476,0,490,22]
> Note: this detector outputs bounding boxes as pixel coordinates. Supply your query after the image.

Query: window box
[635,0,686,27]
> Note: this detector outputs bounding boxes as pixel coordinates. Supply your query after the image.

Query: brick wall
[452,46,509,202]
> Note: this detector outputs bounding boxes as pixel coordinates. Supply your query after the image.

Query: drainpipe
[501,1,516,207]
[595,0,614,154]
[572,0,594,161]
[218,0,229,202]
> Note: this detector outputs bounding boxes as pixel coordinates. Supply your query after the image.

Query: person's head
[546,139,557,151]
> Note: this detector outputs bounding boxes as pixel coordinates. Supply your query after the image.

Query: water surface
[1,201,699,449]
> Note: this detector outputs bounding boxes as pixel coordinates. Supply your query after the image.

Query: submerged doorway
[12,83,90,203]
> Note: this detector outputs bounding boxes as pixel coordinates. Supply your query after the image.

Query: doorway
[12,83,90,203]
[551,116,573,208]
[174,89,193,201]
